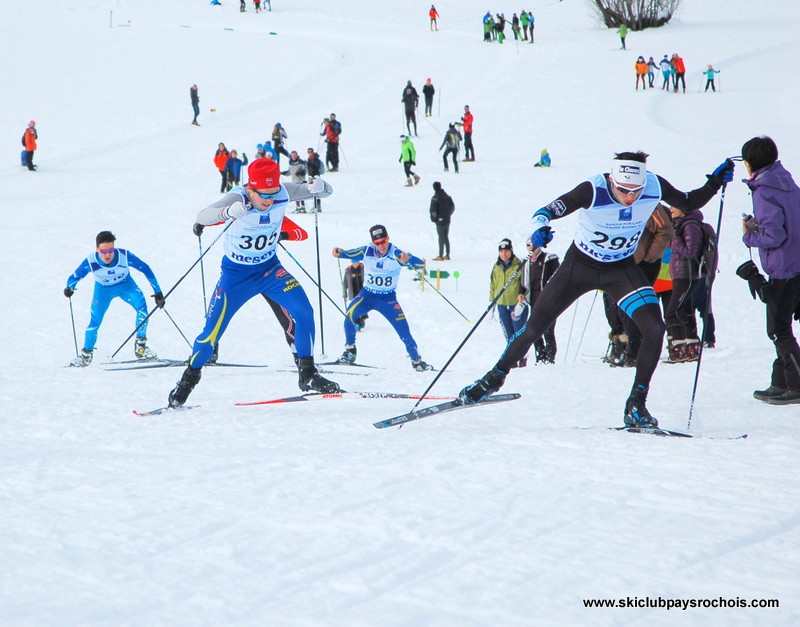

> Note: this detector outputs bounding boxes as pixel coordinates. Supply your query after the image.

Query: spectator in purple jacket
[738,136,800,405]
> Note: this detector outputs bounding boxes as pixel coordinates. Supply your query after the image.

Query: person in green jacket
[617,23,628,50]
[490,238,524,342]
[400,135,420,187]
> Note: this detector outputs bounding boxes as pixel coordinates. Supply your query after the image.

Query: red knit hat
[247,158,281,189]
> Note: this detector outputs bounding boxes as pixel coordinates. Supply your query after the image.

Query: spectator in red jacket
[671,53,686,93]
[23,120,38,171]
[461,105,474,161]
[213,143,230,193]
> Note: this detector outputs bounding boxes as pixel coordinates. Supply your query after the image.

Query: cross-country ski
[373,393,521,429]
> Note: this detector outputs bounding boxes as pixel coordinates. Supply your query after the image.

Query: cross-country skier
[167,158,341,408]
[331,224,434,372]
[458,151,735,427]
[65,231,163,367]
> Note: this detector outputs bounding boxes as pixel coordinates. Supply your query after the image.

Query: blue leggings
[188,259,315,368]
[344,289,420,360]
[85,278,148,350]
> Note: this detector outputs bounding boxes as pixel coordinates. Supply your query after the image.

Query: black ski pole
[68,297,79,358]
[278,242,347,317]
[687,180,728,429]
[163,306,193,348]
[111,221,232,358]
[313,195,325,355]
[411,265,522,410]
[573,290,599,362]
[417,269,471,323]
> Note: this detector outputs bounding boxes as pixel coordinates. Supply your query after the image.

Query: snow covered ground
[1,0,799,624]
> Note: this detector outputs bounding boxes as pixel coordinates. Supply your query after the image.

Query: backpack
[697,222,718,279]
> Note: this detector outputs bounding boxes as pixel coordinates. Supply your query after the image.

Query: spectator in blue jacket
[224,150,248,190]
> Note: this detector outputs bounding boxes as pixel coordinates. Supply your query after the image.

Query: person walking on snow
[635,56,648,90]
[400,135,420,186]
[402,80,420,137]
[430,181,455,260]
[429,5,439,31]
[331,225,434,372]
[647,57,658,88]
[166,158,342,409]
[704,65,720,92]
[671,53,686,92]
[422,78,435,117]
[458,151,735,428]
[214,143,230,193]
[617,23,628,50]
[440,123,462,173]
[659,54,672,90]
[65,231,164,367]
[190,85,200,126]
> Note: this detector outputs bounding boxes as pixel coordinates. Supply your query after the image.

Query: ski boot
[411,357,434,372]
[168,366,202,408]
[459,366,507,404]
[70,349,93,368]
[335,345,357,364]
[298,357,341,393]
[208,343,219,365]
[135,337,156,360]
[623,384,659,428]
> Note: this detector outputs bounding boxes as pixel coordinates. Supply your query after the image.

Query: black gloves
[279,231,290,241]
[153,292,166,308]
[735,260,771,303]
[193,223,204,236]
[64,287,74,298]
[707,158,735,186]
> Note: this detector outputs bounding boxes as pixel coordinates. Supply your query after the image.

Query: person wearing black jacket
[401,80,420,136]
[517,242,560,366]
[429,181,454,260]
[422,79,435,117]
[306,148,324,177]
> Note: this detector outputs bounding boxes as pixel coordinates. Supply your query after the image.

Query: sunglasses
[372,238,389,246]
[251,188,280,199]
[97,247,116,255]
[611,179,645,195]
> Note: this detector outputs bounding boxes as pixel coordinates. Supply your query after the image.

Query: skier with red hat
[167,158,341,408]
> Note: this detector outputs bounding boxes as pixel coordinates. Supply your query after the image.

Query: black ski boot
[623,383,659,427]
[411,357,434,372]
[335,345,357,364]
[168,367,202,408]
[298,357,342,393]
[459,366,507,404]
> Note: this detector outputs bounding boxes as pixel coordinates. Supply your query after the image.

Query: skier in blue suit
[332,224,434,371]
[167,158,341,409]
[64,231,163,367]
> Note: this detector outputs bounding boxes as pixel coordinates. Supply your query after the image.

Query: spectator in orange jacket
[23,120,38,171]
[213,142,230,193]
[671,53,686,93]
[429,5,439,31]
[635,56,648,91]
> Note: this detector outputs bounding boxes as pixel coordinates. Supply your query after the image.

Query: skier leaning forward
[168,158,342,408]
[459,151,735,427]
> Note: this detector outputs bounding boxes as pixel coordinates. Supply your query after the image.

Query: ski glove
[710,158,735,183]
[308,177,325,194]
[153,292,165,309]
[222,201,249,221]
[530,226,554,248]
[64,287,74,298]
[735,260,771,302]
[193,223,204,236]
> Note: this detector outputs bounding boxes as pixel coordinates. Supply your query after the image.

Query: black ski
[133,405,200,417]
[611,426,747,440]
[318,361,384,370]
[373,393,521,429]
